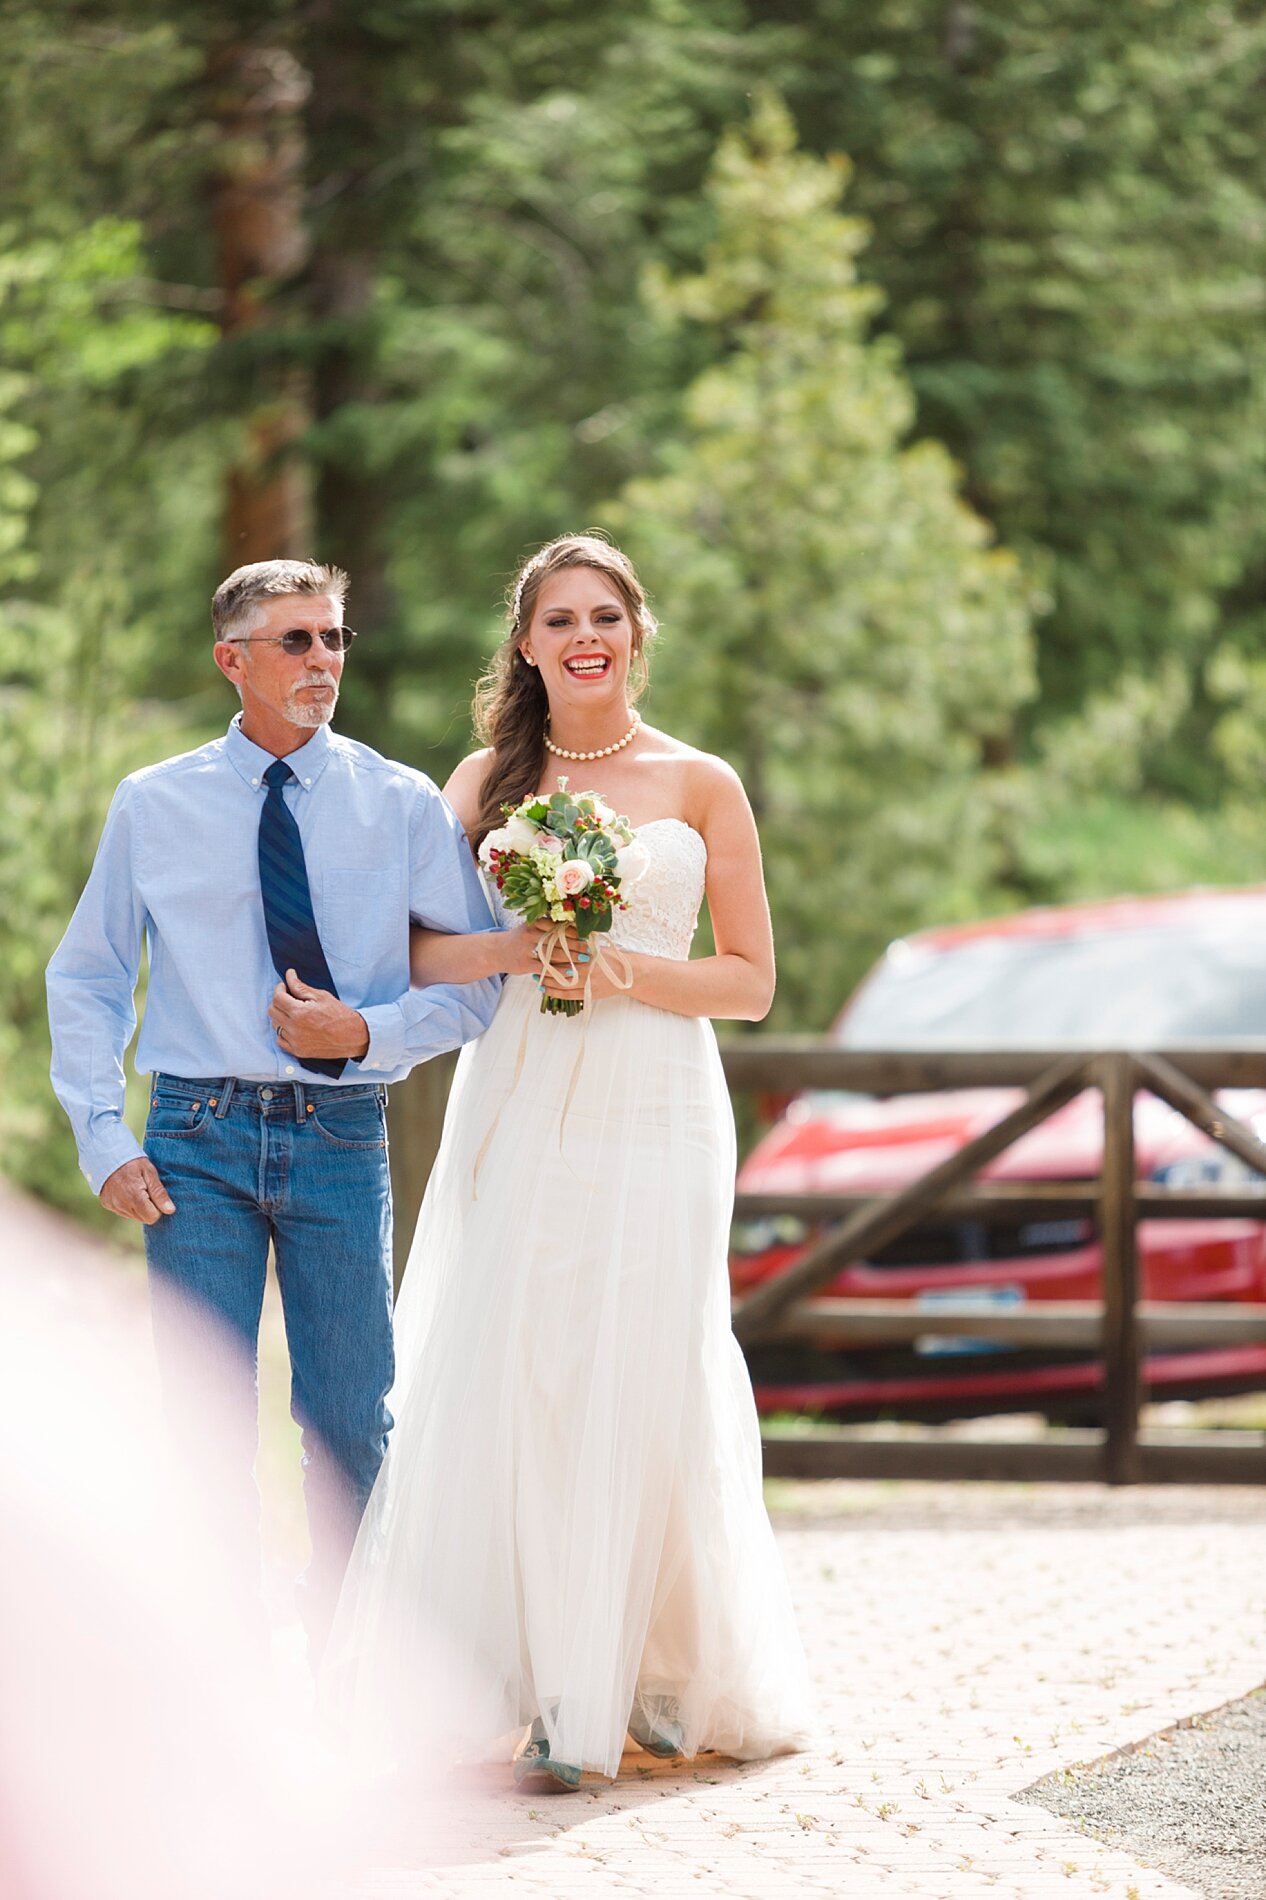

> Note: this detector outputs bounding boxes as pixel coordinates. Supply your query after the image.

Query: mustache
[290,670,338,691]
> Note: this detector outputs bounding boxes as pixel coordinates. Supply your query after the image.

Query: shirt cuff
[84,1124,146,1197]
[357,1002,406,1074]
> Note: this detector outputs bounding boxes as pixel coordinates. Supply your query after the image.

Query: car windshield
[837,915,1266,1049]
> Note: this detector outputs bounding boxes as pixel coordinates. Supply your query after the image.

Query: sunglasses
[229,626,358,656]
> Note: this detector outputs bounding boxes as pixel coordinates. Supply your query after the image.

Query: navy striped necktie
[258,759,346,1080]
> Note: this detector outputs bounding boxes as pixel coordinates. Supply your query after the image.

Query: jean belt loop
[214,1076,236,1118]
[293,1077,308,1121]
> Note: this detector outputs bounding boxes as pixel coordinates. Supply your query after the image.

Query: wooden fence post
[1099,1054,1142,1483]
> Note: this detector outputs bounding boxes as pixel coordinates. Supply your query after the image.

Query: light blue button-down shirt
[47,716,502,1193]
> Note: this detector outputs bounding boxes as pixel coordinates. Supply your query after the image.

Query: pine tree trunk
[303,4,398,704]
[209,40,313,565]
[310,245,394,650]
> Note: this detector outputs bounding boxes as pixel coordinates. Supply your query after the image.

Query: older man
[47,558,500,1642]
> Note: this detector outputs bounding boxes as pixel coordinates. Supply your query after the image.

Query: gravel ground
[1020,1687,1266,1900]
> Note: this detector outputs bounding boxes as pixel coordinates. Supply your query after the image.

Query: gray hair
[211,559,349,642]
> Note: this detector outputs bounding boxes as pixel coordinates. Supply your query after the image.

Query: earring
[523,652,537,666]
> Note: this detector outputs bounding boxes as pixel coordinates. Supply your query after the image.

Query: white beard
[283,671,339,726]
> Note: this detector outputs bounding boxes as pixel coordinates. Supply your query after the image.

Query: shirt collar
[224,714,336,793]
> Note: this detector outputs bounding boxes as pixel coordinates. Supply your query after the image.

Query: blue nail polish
[578,953,590,964]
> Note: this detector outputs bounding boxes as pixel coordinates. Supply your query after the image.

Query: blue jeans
[142,1072,394,1646]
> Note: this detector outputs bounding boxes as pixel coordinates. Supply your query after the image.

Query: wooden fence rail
[717,1045,1266,1485]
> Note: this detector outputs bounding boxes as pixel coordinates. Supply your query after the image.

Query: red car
[733,887,1266,1421]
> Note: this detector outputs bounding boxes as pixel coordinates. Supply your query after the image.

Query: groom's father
[47,558,499,1639]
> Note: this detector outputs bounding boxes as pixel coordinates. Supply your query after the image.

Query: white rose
[555,857,595,900]
[478,825,513,866]
[614,839,651,887]
[503,813,542,853]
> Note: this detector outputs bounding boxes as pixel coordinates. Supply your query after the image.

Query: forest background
[3,0,1266,1224]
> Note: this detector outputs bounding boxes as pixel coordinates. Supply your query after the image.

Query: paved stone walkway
[360,1483,1266,1899]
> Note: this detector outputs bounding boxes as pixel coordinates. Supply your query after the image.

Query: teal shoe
[513,1734,582,1794]
[629,1710,686,1759]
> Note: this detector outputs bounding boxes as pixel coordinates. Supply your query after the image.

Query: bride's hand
[500,922,556,976]
[536,929,627,1002]
[523,921,582,998]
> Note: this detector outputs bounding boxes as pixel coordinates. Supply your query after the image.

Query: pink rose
[537,832,565,857]
[554,858,595,900]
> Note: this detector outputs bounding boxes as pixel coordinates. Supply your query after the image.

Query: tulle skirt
[323,975,812,1778]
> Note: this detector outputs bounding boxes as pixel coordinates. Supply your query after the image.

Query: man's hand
[100,1157,176,1226]
[269,970,370,1060]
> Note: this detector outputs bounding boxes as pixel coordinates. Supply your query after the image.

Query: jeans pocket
[146,1094,214,1140]
[308,1093,386,1149]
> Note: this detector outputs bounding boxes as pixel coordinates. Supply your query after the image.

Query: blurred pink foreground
[0,1193,486,1899]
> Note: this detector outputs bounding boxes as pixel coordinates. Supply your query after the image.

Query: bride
[323,533,811,1791]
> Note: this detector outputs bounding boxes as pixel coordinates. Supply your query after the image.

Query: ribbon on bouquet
[531,922,635,1013]
[471,926,635,1196]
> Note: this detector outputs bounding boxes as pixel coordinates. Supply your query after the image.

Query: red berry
[580,897,591,909]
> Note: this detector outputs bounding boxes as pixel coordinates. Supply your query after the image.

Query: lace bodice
[610,819,707,961]
[487,818,707,962]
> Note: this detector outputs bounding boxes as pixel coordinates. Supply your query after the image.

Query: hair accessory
[511,546,555,625]
[544,713,640,762]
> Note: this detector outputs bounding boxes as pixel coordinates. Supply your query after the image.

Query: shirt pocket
[317,867,391,970]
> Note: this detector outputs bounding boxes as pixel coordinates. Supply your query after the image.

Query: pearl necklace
[544,712,641,762]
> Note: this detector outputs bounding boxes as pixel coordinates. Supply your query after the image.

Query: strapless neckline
[634,816,707,861]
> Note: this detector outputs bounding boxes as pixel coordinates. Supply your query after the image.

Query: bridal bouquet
[479,780,649,1015]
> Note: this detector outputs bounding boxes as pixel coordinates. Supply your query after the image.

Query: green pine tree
[617,93,1038,1027]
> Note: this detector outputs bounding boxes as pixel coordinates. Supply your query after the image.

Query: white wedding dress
[324,819,812,1777]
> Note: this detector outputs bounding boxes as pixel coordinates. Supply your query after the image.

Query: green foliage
[770,0,1266,780]
[0,216,217,1212]
[0,584,209,1217]
[1022,793,1266,906]
[618,95,1037,1026]
[1206,648,1266,797]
